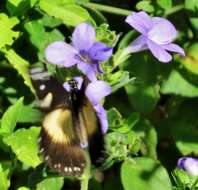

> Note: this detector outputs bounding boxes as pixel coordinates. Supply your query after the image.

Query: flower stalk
[83,2,131,16]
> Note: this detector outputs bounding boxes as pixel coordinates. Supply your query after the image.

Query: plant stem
[84,2,131,16]
[80,152,91,190]
[164,4,185,17]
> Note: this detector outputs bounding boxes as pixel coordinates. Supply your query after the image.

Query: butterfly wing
[78,98,105,166]
[30,67,86,176]
[39,108,86,176]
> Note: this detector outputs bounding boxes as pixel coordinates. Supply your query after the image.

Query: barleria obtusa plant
[0,0,198,190]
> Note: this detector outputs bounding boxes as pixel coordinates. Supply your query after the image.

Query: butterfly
[29,67,104,176]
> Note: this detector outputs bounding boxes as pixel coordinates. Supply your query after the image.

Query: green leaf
[105,131,141,163]
[136,1,154,13]
[171,121,198,155]
[121,54,161,113]
[3,127,42,168]
[39,0,94,26]
[185,0,198,31]
[96,24,118,47]
[40,15,62,28]
[36,177,64,190]
[108,71,135,93]
[160,99,198,155]
[134,119,157,159]
[24,20,64,59]
[0,97,23,135]
[121,158,172,190]
[161,70,198,97]
[125,83,160,113]
[0,13,19,50]
[4,49,35,94]
[0,164,10,190]
[182,43,198,75]
[18,106,43,123]
[17,187,30,190]
[157,0,172,10]
[6,0,37,16]
[115,113,140,133]
[185,0,198,11]
[107,107,123,129]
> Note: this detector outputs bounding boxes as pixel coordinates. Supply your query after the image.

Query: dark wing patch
[79,100,105,166]
[30,67,70,111]
[39,108,86,176]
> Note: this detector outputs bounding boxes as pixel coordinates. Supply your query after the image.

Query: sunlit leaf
[0,13,19,50]
[36,177,64,190]
[157,0,172,10]
[0,97,23,135]
[3,127,42,168]
[0,164,10,190]
[24,20,64,59]
[39,0,94,26]
[4,49,35,94]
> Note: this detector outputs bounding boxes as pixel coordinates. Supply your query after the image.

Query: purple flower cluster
[45,11,185,133]
[45,23,112,82]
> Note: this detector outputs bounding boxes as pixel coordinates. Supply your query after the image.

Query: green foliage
[0,13,19,50]
[96,23,118,47]
[4,49,35,94]
[0,164,10,190]
[136,1,154,13]
[0,97,23,135]
[0,0,196,189]
[172,168,198,189]
[36,177,64,190]
[157,0,172,10]
[134,119,158,159]
[121,158,172,190]
[161,70,198,97]
[39,0,94,27]
[3,127,41,168]
[24,20,64,59]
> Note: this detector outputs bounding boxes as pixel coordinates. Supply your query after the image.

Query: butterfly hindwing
[39,108,86,176]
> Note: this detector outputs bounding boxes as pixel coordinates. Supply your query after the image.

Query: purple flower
[85,80,112,134]
[125,11,185,63]
[177,157,198,176]
[45,23,113,81]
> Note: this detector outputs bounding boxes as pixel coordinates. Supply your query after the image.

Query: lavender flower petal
[178,157,198,176]
[88,42,113,61]
[177,157,187,170]
[72,23,96,51]
[162,43,185,56]
[73,76,83,90]
[125,11,153,35]
[126,35,148,53]
[146,39,172,63]
[94,104,108,134]
[77,60,97,82]
[45,41,77,67]
[85,80,112,105]
[148,17,177,45]
[63,82,71,92]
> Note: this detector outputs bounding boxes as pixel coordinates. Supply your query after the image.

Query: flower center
[79,50,93,64]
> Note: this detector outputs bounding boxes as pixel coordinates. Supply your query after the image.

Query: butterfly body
[30,67,104,176]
